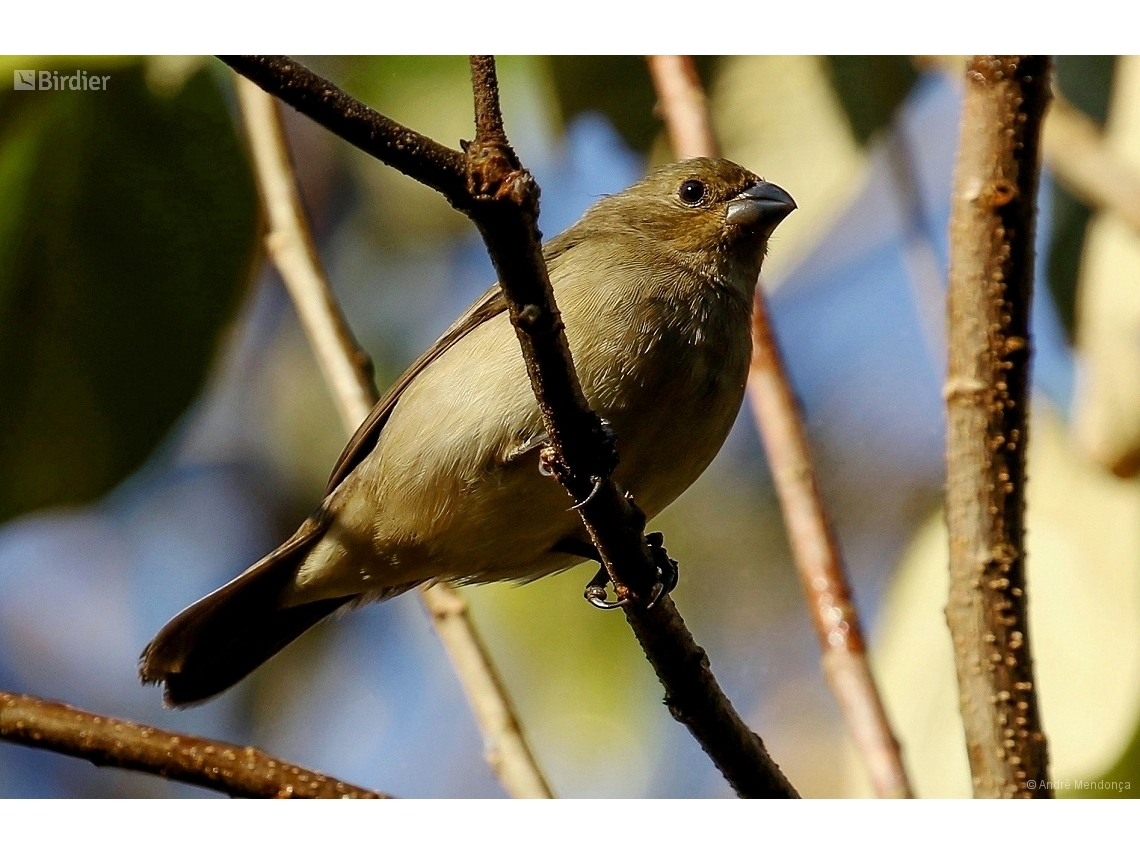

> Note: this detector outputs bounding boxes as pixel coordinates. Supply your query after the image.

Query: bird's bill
[725,181,797,228]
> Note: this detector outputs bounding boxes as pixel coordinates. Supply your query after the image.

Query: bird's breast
[561,266,753,519]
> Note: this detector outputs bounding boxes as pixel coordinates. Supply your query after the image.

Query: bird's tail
[139,514,354,708]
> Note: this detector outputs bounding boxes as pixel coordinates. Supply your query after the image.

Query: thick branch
[918,56,1140,239]
[945,55,1051,798]
[0,691,386,798]
[234,75,553,800]
[649,54,911,799]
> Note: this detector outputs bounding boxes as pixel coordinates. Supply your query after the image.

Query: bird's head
[570,157,796,297]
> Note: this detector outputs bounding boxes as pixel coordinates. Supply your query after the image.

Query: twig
[945,55,1051,798]
[1042,95,1140,237]
[648,54,913,799]
[749,295,912,798]
[646,56,718,160]
[224,54,797,798]
[234,76,377,430]
[0,690,387,798]
[620,597,796,796]
[234,75,553,800]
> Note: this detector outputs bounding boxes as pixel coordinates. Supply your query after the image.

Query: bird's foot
[582,532,678,610]
[644,531,679,609]
[540,418,618,507]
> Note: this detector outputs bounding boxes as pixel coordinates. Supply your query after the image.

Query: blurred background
[1,55,1138,798]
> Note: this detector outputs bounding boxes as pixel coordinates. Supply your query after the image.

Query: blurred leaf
[712,57,866,283]
[550,56,684,155]
[0,60,258,523]
[1049,185,1095,342]
[301,56,554,248]
[825,56,917,145]
[842,407,1140,796]
[1087,714,1140,797]
[1072,56,1140,476]
[1057,55,1118,126]
[1047,56,1118,341]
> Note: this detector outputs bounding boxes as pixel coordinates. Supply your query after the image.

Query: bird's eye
[679,179,706,206]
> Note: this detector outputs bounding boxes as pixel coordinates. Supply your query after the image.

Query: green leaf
[0,60,259,523]
[824,56,917,146]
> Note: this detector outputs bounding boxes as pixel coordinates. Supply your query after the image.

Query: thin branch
[647,56,718,160]
[945,55,1051,798]
[224,53,797,798]
[469,55,509,146]
[234,75,553,800]
[0,691,387,798]
[749,294,912,799]
[648,54,913,799]
[1042,94,1140,237]
[235,76,377,429]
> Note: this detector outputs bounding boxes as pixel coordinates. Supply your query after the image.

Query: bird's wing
[325,239,580,493]
[326,285,507,491]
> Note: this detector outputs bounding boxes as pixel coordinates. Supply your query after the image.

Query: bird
[140,157,796,707]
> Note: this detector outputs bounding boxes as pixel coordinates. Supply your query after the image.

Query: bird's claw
[585,584,629,610]
[583,566,629,610]
[571,476,604,510]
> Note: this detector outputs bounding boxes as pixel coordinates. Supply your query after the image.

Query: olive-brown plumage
[140,158,795,706]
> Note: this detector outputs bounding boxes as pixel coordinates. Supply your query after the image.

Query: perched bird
[140,157,795,706]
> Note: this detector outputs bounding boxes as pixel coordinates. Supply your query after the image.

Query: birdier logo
[13,70,110,91]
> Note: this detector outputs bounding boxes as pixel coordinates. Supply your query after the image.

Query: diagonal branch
[225,53,796,798]
[1042,94,1140,237]
[945,54,1051,798]
[1,690,387,798]
[220,56,468,205]
[648,53,913,799]
[233,75,553,799]
[748,296,912,799]
[463,55,795,799]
